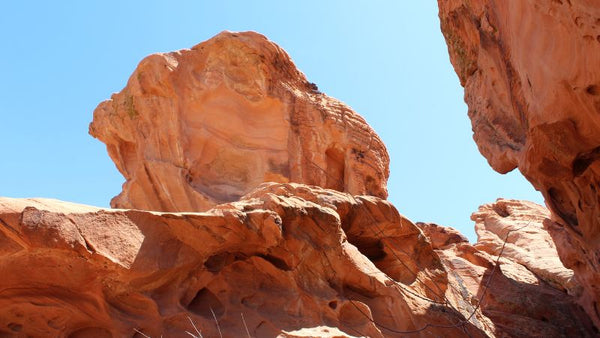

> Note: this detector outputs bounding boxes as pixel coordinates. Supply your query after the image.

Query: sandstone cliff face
[89,31,389,213]
[1,189,594,337]
[439,0,600,325]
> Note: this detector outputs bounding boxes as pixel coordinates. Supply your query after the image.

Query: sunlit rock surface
[90,31,389,213]
[439,0,600,326]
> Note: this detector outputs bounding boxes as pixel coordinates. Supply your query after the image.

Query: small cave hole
[204,252,249,273]
[7,323,22,332]
[258,254,291,271]
[350,238,386,262]
[204,252,231,273]
[328,301,338,310]
[187,288,225,319]
[586,84,600,96]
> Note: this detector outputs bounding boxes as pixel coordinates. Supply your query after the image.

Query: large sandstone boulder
[438,0,600,326]
[89,31,389,213]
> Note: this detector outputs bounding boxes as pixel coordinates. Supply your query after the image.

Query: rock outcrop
[471,199,577,293]
[0,185,467,337]
[1,188,594,337]
[438,0,600,325]
[420,199,593,337]
[90,31,389,213]
[2,30,595,337]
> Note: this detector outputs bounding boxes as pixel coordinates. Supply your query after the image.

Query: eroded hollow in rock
[187,288,225,319]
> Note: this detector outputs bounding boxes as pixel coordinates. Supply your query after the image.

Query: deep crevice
[573,146,600,177]
[258,254,291,271]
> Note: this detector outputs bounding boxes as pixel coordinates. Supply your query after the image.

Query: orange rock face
[1,187,594,337]
[421,199,594,336]
[0,185,466,337]
[439,0,600,326]
[471,199,577,293]
[89,31,389,213]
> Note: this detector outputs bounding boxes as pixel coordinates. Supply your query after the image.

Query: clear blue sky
[0,1,543,241]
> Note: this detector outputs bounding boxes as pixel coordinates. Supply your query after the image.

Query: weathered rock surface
[420,199,594,337]
[471,199,577,293]
[0,188,595,337]
[5,28,593,337]
[89,31,389,213]
[0,185,467,337]
[439,0,600,325]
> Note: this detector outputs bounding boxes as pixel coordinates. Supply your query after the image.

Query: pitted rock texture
[0,187,595,337]
[89,31,389,213]
[439,0,600,326]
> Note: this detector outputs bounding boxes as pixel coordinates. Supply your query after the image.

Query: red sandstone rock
[1,187,595,337]
[89,31,389,213]
[5,28,593,337]
[424,199,593,337]
[0,185,471,337]
[439,0,600,326]
[471,199,578,293]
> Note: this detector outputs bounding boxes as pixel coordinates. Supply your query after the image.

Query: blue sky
[0,1,543,241]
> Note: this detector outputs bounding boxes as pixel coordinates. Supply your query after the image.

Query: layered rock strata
[90,31,389,213]
[439,0,600,325]
[0,188,594,337]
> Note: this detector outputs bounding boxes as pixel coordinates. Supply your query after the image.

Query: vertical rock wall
[439,0,600,325]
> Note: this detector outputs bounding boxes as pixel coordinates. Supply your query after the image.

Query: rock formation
[1,188,594,337]
[1,30,596,337]
[419,200,594,336]
[89,31,389,213]
[438,0,600,325]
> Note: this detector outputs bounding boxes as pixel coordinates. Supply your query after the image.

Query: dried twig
[241,312,252,338]
[133,328,151,338]
[186,315,203,338]
[210,307,223,338]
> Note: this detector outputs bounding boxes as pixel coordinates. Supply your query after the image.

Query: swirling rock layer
[89,31,389,213]
[0,187,594,337]
[439,0,600,325]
